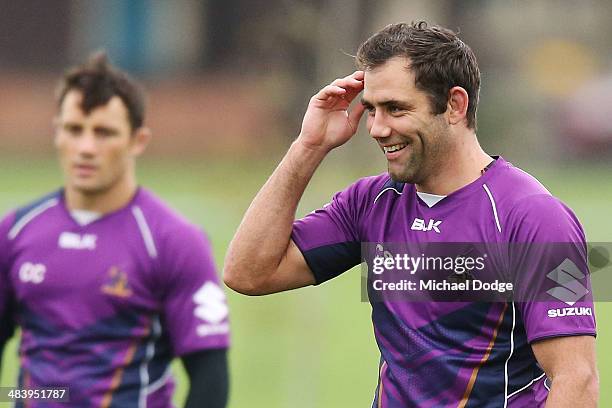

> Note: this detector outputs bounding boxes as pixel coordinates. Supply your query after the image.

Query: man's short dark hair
[356,21,480,129]
[56,52,146,131]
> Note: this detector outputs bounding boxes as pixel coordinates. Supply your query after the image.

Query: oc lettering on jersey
[19,262,46,284]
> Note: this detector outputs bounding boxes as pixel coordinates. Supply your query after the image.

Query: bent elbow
[575,366,599,403]
[222,263,248,294]
[584,370,600,404]
[550,367,599,406]
[223,263,269,296]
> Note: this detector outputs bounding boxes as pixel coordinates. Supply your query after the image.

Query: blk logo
[58,232,97,250]
[411,218,442,233]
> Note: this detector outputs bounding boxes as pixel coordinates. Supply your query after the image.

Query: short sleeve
[291,178,374,285]
[0,212,16,344]
[158,225,229,356]
[509,195,596,343]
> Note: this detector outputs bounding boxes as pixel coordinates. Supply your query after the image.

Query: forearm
[545,372,598,407]
[224,140,327,290]
[224,70,364,294]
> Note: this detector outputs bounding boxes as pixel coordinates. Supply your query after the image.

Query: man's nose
[368,111,392,140]
[77,133,98,156]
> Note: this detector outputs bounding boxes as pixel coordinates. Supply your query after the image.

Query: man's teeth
[384,144,407,153]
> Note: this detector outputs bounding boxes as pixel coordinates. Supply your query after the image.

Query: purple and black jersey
[292,157,595,407]
[0,188,230,407]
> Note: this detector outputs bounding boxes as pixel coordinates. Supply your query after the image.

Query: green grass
[0,155,610,407]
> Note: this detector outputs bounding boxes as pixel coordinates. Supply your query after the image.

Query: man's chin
[387,167,415,184]
[70,182,104,195]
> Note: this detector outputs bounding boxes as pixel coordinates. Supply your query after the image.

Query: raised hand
[298,71,366,152]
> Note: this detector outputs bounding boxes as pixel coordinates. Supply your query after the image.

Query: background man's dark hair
[56,51,146,131]
[356,21,481,129]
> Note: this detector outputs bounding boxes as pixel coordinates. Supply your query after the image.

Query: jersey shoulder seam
[9,190,62,240]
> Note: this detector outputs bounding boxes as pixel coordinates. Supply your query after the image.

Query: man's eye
[64,125,82,135]
[96,129,116,138]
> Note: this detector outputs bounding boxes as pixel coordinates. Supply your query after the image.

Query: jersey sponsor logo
[19,262,46,284]
[547,306,592,318]
[410,218,442,233]
[197,322,230,337]
[193,282,229,337]
[101,266,133,298]
[58,232,97,250]
[546,258,589,306]
[193,282,228,323]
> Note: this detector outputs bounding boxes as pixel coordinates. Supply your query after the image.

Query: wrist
[280,139,329,182]
[292,137,331,160]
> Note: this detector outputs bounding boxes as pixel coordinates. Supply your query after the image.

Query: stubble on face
[363,57,454,186]
[387,113,451,185]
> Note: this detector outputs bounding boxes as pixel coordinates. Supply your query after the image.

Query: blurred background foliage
[1,0,611,406]
[2,0,612,161]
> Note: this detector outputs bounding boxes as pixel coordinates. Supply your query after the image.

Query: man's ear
[131,127,152,157]
[447,86,469,126]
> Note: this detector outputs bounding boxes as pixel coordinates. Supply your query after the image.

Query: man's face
[362,57,451,184]
[55,91,143,196]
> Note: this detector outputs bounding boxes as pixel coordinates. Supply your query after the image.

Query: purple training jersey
[0,188,230,407]
[292,157,595,407]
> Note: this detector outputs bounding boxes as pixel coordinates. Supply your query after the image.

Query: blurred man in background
[0,53,230,407]
[225,22,598,407]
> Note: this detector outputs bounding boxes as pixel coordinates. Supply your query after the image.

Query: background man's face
[55,90,137,196]
[362,57,451,184]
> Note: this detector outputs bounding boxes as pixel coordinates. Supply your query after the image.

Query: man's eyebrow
[361,98,414,109]
[360,97,373,107]
[93,125,120,134]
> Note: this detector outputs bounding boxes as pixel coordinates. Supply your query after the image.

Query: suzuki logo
[547,306,592,318]
[546,258,589,306]
[193,282,229,324]
[411,218,442,233]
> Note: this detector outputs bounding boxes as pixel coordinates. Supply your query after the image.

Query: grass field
[0,154,610,407]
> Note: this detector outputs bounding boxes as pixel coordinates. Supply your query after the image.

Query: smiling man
[0,53,230,407]
[224,22,598,407]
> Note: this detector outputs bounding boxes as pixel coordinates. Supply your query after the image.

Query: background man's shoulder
[134,187,211,248]
[2,190,62,241]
